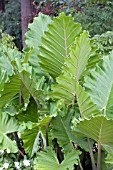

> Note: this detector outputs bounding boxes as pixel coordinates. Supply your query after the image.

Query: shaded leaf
[51,113,75,152]
[0,52,13,76]
[17,97,39,123]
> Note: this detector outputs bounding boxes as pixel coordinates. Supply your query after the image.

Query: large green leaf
[21,123,40,157]
[39,12,81,78]
[0,74,21,108]
[75,81,100,118]
[34,147,81,170]
[84,51,113,118]
[64,31,91,80]
[20,70,46,108]
[50,31,92,106]
[0,112,19,153]
[51,111,75,152]
[0,52,13,76]
[0,70,45,109]
[25,13,51,76]
[85,39,101,72]
[51,107,92,153]
[50,77,99,118]
[73,115,113,152]
[25,13,51,54]
[22,116,51,156]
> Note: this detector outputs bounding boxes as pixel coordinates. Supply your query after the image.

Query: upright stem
[97,141,101,170]
[78,159,84,170]
[46,124,49,147]
[87,138,97,170]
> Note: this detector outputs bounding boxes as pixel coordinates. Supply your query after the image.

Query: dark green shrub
[35,0,113,37]
[0,0,22,49]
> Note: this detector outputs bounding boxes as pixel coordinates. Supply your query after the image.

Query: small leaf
[105,153,113,164]
[0,112,19,153]
[22,116,51,156]
[17,97,39,123]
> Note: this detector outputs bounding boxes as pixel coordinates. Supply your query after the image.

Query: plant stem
[18,150,24,157]
[46,124,49,146]
[40,133,44,150]
[97,141,101,170]
[87,138,97,170]
[78,159,84,170]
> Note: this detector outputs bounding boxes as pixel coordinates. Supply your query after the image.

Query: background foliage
[1,0,113,50]
[0,0,21,49]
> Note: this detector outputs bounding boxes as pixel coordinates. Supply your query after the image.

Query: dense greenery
[0,0,21,49]
[36,0,113,36]
[1,0,113,50]
[0,12,113,170]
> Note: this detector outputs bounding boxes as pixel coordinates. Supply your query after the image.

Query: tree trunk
[21,0,34,48]
[0,0,5,12]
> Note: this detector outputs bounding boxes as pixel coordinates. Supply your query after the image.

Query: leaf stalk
[97,141,101,170]
[87,138,97,170]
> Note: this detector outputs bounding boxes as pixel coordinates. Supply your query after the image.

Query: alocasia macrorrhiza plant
[0,12,113,170]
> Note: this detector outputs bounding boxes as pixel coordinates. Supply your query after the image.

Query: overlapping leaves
[73,116,113,152]
[21,116,51,156]
[51,109,75,153]
[1,11,113,169]
[50,31,99,118]
[39,12,81,78]
[50,31,91,103]
[0,70,45,109]
[51,108,91,153]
